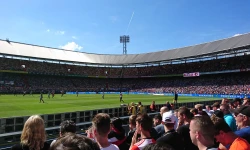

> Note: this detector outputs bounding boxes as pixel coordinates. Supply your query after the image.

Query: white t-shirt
[101,144,119,150]
[130,139,156,150]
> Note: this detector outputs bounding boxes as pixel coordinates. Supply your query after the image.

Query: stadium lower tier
[0,72,249,95]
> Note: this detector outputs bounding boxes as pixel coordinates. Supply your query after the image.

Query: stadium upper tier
[0,55,249,77]
[1,33,250,65]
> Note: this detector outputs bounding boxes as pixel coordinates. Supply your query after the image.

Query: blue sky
[0,0,250,54]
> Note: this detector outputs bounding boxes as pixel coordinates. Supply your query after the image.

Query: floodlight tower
[120,35,130,55]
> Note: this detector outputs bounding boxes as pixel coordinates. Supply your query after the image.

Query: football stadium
[0,32,250,149]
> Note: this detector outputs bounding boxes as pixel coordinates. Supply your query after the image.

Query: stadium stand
[1,33,250,150]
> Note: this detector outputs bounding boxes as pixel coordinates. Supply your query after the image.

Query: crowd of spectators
[1,55,249,77]
[11,98,250,150]
[1,54,250,95]
[0,72,249,95]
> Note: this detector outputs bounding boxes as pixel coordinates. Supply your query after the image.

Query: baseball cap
[162,112,175,124]
[233,106,250,117]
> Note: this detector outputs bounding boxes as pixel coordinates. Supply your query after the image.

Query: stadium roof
[0,33,250,65]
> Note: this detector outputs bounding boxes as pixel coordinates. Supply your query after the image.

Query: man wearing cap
[234,106,250,143]
[157,112,184,150]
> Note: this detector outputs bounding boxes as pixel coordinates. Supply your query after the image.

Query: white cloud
[46,29,50,32]
[109,16,118,23]
[233,33,242,37]
[56,31,65,35]
[59,42,82,51]
[72,36,77,39]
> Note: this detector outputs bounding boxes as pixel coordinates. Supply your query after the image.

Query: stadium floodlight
[120,35,130,55]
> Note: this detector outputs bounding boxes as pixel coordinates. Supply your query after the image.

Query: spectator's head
[142,143,175,150]
[229,102,235,109]
[110,117,123,131]
[213,118,232,146]
[153,114,162,127]
[152,101,155,104]
[92,113,110,138]
[50,133,100,150]
[243,98,250,106]
[221,98,229,104]
[60,120,76,136]
[190,108,199,116]
[210,110,224,124]
[195,104,203,111]
[205,105,211,111]
[233,106,250,129]
[174,109,178,117]
[219,104,230,115]
[136,114,153,134]
[86,126,94,139]
[160,106,169,116]
[233,98,241,107]
[190,116,215,147]
[162,112,175,129]
[21,115,46,150]
[199,111,209,117]
[138,102,142,105]
[212,102,220,111]
[178,107,192,124]
[129,115,136,129]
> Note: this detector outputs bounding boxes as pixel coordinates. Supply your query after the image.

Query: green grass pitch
[0,94,219,118]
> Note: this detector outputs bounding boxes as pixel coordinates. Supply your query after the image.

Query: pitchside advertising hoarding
[66,91,249,98]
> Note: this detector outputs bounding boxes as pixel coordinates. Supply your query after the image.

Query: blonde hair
[21,115,46,150]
